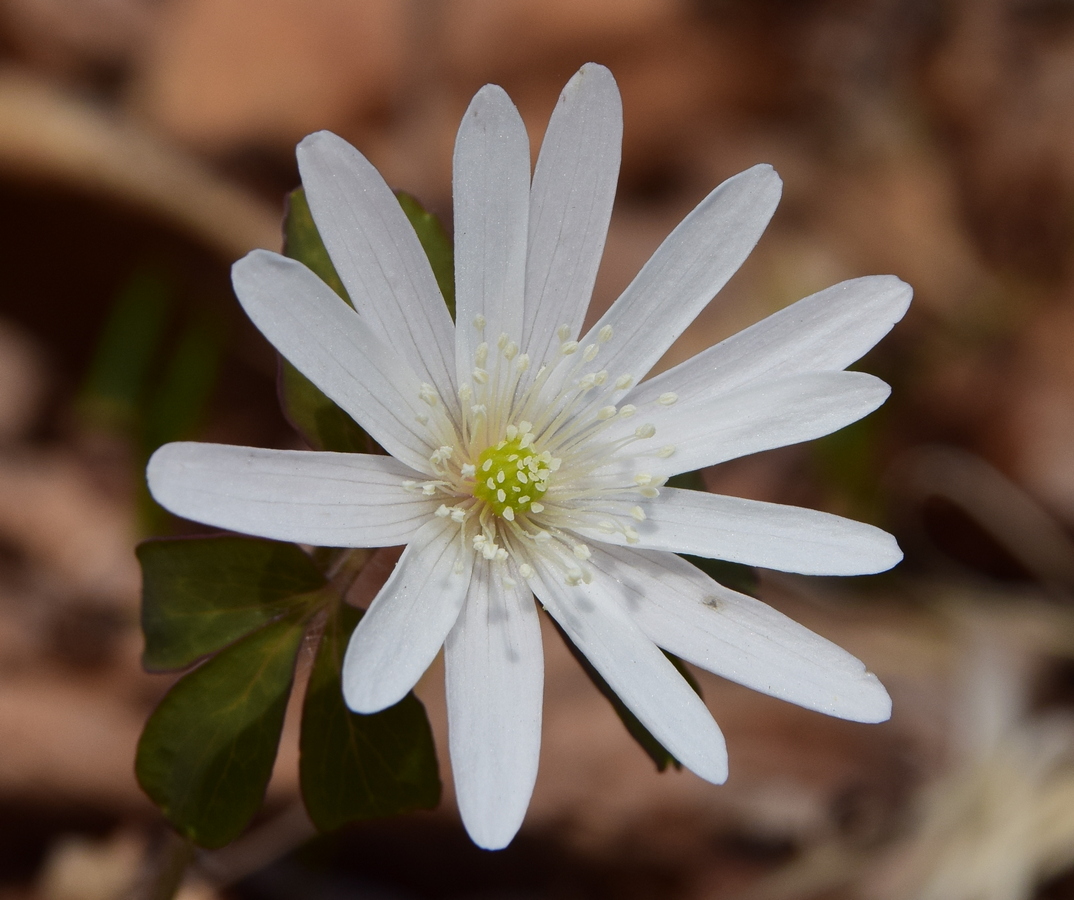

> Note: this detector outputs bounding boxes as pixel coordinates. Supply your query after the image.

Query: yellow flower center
[472,436,553,520]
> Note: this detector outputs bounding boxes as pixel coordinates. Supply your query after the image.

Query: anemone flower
[148,63,910,850]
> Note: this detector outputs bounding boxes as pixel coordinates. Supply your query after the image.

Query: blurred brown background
[1,0,1074,898]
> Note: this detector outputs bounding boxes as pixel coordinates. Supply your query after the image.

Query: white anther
[519,563,535,579]
[402,480,417,491]
[495,547,508,561]
[635,473,656,486]
[454,560,465,575]
[565,568,584,586]
[435,505,451,518]
[598,325,613,343]
[415,414,429,425]
[598,520,616,533]
[461,463,476,478]
[497,489,507,503]
[472,367,489,384]
[503,507,515,521]
[618,405,637,418]
[450,508,467,523]
[422,484,438,496]
[473,315,486,331]
[597,405,617,420]
[635,423,656,439]
[594,370,608,385]
[458,384,472,403]
[419,383,439,406]
[573,543,592,560]
[529,502,545,513]
[582,343,599,361]
[557,324,570,341]
[638,487,660,499]
[625,526,640,544]
[471,404,487,419]
[519,420,532,433]
[630,506,646,522]
[578,373,597,390]
[657,445,675,458]
[503,341,519,360]
[497,333,508,350]
[615,374,634,390]
[516,354,531,372]
[658,392,679,406]
[560,341,579,355]
[502,576,517,588]
[474,342,489,366]
[534,530,552,543]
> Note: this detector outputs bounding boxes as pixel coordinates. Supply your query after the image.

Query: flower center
[471,435,553,520]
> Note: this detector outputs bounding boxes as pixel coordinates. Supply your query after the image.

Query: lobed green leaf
[135,612,308,848]
[138,536,326,671]
[300,604,441,830]
[395,191,455,319]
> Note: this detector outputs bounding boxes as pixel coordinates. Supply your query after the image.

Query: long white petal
[597,371,889,476]
[628,275,912,408]
[528,556,727,784]
[590,545,891,722]
[453,84,530,386]
[446,557,543,850]
[522,63,621,366]
[578,488,902,576]
[296,131,458,416]
[584,165,782,385]
[232,250,442,473]
[147,443,436,546]
[343,517,470,713]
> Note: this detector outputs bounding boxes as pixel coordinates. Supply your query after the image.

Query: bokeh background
[1,0,1074,898]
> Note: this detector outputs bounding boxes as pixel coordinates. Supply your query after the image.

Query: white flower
[147,64,910,850]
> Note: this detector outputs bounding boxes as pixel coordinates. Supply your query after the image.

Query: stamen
[658,392,678,406]
[615,374,634,390]
[598,325,613,343]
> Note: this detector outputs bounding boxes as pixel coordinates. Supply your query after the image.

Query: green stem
[139,830,195,900]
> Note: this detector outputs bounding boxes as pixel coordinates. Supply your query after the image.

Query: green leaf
[277,359,371,453]
[300,604,441,830]
[547,615,701,773]
[138,536,326,671]
[279,188,368,452]
[395,191,455,319]
[278,188,455,451]
[135,612,308,848]
[79,266,174,430]
[283,188,351,305]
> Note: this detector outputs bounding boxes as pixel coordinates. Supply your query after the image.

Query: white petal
[529,556,727,784]
[590,545,891,722]
[453,84,530,384]
[232,250,442,473]
[522,63,621,366]
[343,517,470,713]
[297,131,458,415]
[578,488,902,576]
[628,275,912,408]
[584,165,782,385]
[147,442,437,546]
[445,557,543,850]
[599,371,890,476]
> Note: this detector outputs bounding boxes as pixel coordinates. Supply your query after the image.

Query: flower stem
[136,830,195,900]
